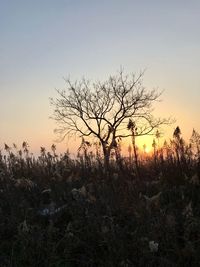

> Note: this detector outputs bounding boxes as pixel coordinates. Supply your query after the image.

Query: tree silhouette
[51,70,171,169]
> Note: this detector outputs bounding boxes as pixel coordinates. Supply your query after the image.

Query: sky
[0,0,200,156]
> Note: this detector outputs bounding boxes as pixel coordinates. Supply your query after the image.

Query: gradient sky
[0,0,200,155]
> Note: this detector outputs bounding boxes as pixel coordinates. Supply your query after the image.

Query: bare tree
[50,70,171,170]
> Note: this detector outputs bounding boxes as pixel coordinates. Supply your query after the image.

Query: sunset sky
[0,0,200,156]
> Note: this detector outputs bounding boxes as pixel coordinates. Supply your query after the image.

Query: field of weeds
[1,134,200,267]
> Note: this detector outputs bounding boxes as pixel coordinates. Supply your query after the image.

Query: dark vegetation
[1,128,200,266]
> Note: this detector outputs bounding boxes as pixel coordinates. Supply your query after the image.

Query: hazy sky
[0,0,200,155]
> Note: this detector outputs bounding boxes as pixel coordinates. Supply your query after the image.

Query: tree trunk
[102,145,111,172]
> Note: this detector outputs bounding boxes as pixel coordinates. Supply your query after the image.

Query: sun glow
[144,146,151,154]
[122,135,155,157]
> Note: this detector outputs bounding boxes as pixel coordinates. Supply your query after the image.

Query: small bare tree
[50,70,171,170]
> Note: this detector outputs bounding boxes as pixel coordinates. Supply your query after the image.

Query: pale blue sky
[0,0,200,154]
